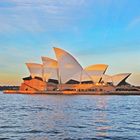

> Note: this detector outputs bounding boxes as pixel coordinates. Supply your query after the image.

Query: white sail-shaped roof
[41,56,58,81]
[26,63,43,79]
[102,75,112,83]
[70,70,91,82]
[102,73,131,86]
[112,73,131,86]
[53,47,84,83]
[85,64,108,83]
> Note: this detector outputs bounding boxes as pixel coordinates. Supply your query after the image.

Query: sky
[0,0,140,86]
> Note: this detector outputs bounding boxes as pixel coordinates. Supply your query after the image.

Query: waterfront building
[20,47,137,93]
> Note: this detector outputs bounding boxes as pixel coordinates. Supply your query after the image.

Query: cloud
[0,0,91,33]
[11,0,87,7]
[126,17,140,30]
[0,0,117,33]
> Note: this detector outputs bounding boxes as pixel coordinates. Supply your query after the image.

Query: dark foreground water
[0,92,140,140]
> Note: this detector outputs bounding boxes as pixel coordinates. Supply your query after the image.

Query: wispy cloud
[126,17,140,30]
[0,0,91,33]
[11,0,87,7]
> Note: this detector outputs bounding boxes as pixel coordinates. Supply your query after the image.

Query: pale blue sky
[0,0,140,85]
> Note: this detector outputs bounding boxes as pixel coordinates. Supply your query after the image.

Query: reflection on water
[95,97,111,137]
[0,92,140,140]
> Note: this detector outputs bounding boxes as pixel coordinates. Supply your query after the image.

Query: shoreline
[3,90,140,95]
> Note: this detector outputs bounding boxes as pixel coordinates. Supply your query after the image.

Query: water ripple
[0,92,140,140]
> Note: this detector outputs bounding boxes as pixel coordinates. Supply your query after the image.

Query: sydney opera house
[12,47,140,95]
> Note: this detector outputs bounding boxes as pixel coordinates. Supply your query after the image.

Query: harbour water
[0,91,140,140]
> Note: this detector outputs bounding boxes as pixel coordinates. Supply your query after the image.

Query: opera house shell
[19,47,140,94]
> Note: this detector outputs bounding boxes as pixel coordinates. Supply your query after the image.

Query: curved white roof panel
[42,57,58,68]
[71,70,92,82]
[85,64,108,72]
[112,73,131,86]
[102,75,112,83]
[102,73,131,86]
[85,64,108,83]
[41,56,58,81]
[53,47,84,83]
[26,63,43,79]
